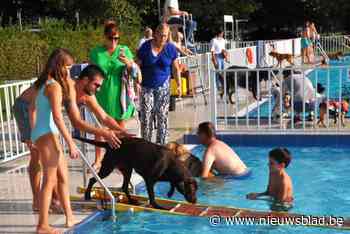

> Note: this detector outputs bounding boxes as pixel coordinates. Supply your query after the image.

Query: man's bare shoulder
[84,94,97,105]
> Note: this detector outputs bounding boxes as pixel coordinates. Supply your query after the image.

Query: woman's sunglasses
[108,36,120,41]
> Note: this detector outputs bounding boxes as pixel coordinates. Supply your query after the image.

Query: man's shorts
[13,98,31,142]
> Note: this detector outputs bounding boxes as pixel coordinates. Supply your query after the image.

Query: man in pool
[197,122,250,178]
[246,148,293,210]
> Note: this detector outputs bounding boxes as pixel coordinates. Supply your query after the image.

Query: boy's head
[197,122,216,145]
[268,148,292,172]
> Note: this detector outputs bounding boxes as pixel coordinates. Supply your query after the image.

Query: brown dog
[327,51,343,60]
[165,142,204,177]
[269,51,295,67]
[318,100,349,127]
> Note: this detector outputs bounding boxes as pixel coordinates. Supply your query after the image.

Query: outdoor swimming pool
[249,56,350,118]
[71,142,350,234]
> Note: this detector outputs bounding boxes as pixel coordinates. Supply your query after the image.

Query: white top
[210,37,226,54]
[138,37,151,49]
[164,0,180,20]
[283,74,316,102]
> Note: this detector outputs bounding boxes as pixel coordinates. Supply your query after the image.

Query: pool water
[75,211,347,234]
[249,56,350,118]
[74,145,350,234]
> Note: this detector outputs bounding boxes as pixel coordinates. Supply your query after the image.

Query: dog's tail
[73,136,109,149]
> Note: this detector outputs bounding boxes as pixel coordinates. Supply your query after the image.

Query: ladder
[80,106,137,194]
[78,149,116,221]
[315,41,330,64]
[182,14,197,53]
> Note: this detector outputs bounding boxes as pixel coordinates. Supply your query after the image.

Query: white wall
[227,46,257,69]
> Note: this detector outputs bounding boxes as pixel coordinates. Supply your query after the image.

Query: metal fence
[318,35,350,54]
[209,65,350,132]
[0,80,35,163]
[1,35,350,163]
[195,39,257,54]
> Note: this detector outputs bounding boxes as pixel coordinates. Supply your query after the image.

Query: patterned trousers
[140,80,170,145]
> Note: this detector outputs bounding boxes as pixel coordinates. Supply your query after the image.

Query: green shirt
[90,45,135,121]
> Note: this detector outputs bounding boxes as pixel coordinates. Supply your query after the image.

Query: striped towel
[120,63,139,115]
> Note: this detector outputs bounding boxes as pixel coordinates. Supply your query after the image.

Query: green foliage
[0,20,140,81]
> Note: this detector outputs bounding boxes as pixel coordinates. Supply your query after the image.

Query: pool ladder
[78,149,117,222]
[315,41,330,64]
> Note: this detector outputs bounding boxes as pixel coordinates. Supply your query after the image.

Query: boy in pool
[197,122,250,179]
[246,148,293,208]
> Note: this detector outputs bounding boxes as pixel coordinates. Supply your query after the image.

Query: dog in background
[327,51,343,60]
[318,99,349,127]
[269,51,295,67]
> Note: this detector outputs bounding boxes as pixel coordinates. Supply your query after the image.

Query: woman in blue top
[32,48,79,234]
[137,24,181,144]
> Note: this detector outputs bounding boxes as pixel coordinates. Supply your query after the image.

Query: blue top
[31,79,59,142]
[137,40,178,89]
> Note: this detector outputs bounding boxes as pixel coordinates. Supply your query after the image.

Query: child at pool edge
[246,148,293,205]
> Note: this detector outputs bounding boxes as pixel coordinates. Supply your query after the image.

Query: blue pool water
[250,56,350,118]
[74,145,350,234]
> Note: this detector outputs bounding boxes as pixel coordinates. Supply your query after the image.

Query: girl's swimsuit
[301,37,312,49]
[31,79,59,142]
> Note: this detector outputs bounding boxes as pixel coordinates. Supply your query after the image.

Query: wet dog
[75,137,198,209]
[165,142,204,177]
[165,142,216,198]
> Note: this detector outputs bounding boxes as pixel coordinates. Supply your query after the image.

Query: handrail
[344,35,350,49]
[316,41,330,63]
[78,149,116,221]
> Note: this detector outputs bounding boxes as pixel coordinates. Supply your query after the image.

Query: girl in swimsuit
[31,48,79,234]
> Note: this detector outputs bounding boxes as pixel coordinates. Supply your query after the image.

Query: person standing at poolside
[138,27,153,50]
[32,48,79,234]
[163,0,197,46]
[13,86,68,213]
[90,20,137,162]
[310,22,320,47]
[301,21,313,64]
[211,29,228,93]
[90,20,136,128]
[137,23,181,144]
[197,122,249,179]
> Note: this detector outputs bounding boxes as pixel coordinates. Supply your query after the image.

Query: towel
[120,63,139,115]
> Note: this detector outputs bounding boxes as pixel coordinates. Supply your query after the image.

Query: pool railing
[1,35,350,164]
[0,79,35,164]
[209,65,350,132]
